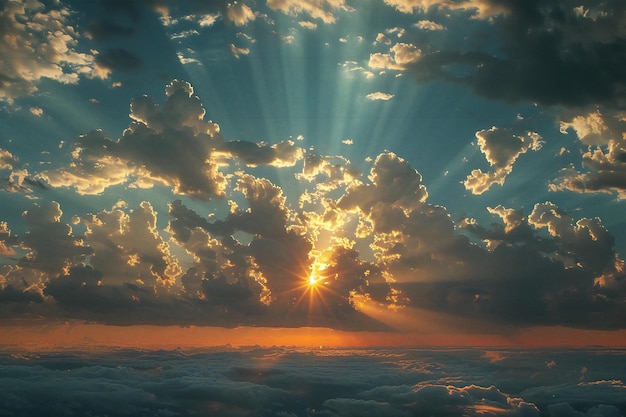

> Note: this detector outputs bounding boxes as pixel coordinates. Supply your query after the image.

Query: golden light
[307,257,329,287]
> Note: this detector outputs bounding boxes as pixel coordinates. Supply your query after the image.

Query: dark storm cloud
[0,348,624,417]
[95,48,142,72]
[403,0,626,109]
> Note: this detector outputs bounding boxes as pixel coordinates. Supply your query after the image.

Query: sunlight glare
[308,258,329,287]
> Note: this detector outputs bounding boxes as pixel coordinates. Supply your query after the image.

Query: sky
[1,0,626,348]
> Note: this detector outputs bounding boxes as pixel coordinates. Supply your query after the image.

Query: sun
[307,256,329,287]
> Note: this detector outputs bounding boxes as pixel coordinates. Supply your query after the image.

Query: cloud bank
[0,347,624,416]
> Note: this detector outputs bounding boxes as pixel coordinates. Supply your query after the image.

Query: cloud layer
[0,347,624,416]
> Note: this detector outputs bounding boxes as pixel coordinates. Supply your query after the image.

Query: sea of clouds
[1,347,625,416]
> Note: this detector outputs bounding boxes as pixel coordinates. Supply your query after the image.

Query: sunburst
[307,257,329,287]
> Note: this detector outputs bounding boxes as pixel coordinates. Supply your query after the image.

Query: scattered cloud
[366,92,394,101]
[198,13,220,27]
[266,0,350,24]
[230,43,250,58]
[369,43,421,71]
[0,0,107,102]
[464,127,543,194]
[298,20,318,30]
[414,20,445,31]
[226,2,256,26]
[28,107,43,117]
[552,110,626,199]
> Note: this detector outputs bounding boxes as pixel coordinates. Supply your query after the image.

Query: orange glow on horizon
[1,322,625,352]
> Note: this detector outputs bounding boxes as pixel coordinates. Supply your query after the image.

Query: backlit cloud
[366,92,394,101]
[226,2,256,26]
[266,0,350,24]
[0,0,106,102]
[552,110,626,199]
[464,127,543,195]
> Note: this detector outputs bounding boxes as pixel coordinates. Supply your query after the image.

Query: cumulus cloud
[415,20,446,31]
[0,149,18,170]
[226,2,256,26]
[41,80,304,199]
[19,202,93,276]
[41,80,223,199]
[464,127,543,195]
[455,202,626,327]
[81,201,181,286]
[369,43,421,71]
[552,110,626,199]
[0,0,106,102]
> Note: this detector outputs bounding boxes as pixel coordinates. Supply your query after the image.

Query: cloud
[552,110,626,199]
[85,20,135,40]
[454,202,626,327]
[94,48,142,73]
[366,92,394,101]
[1,348,623,417]
[298,20,318,30]
[266,0,350,24]
[383,0,509,18]
[414,20,446,31]
[41,80,226,199]
[19,202,93,276]
[0,149,18,170]
[464,127,543,195]
[81,201,181,286]
[226,2,256,26]
[29,107,43,117]
[198,13,220,27]
[223,140,304,167]
[369,43,421,71]
[41,80,305,199]
[0,0,106,102]
[230,43,250,58]
[400,0,626,108]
